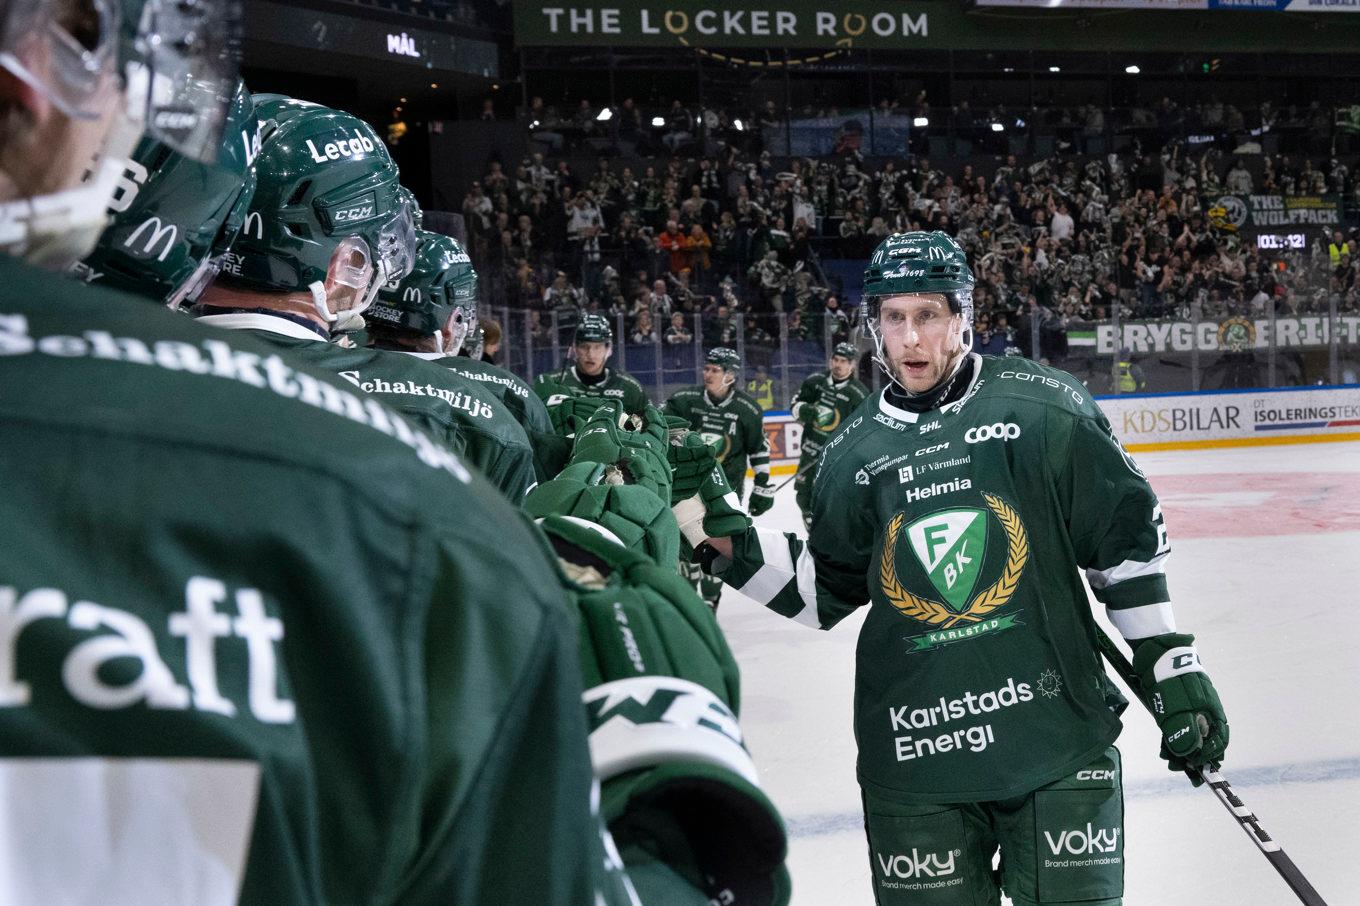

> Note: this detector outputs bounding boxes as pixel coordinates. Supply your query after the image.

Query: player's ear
[0,65,51,130]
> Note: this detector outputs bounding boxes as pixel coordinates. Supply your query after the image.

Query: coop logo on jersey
[880,494,1030,652]
[965,422,1021,444]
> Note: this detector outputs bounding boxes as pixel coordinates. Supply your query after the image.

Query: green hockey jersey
[534,363,650,416]
[0,255,630,904]
[195,312,537,503]
[790,371,870,454]
[722,354,1173,803]
[438,354,570,481]
[663,386,771,493]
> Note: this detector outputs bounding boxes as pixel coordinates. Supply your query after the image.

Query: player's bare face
[575,341,608,376]
[829,356,854,382]
[878,294,965,394]
[702,363,731,398]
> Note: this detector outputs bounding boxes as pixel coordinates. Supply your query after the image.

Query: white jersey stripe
[1086,551,1169,590]
[1106,601,1177,640]
[737,527,798,604]
[791,546,823,628]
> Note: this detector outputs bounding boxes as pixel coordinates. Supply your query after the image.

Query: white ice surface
[721,441,1360,906]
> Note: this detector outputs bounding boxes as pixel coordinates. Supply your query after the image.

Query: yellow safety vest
[747,378,775,410]
[1329,242,1350,268]
[1117,361,1138,392]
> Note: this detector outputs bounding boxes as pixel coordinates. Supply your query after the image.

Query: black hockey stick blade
[1094,629,1330,906]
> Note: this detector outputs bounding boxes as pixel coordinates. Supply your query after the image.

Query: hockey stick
[773,461,814,493]
[1094,628,1330,906]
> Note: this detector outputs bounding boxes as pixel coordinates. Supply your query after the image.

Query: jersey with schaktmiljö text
[722,354,1172,803]
[663,386,771,492]
[196,312,537,503]
[440,354,569,481]
[535,364,650,416]
[0,254,634,904]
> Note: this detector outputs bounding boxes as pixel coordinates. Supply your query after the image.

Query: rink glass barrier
[487,303,1360,406]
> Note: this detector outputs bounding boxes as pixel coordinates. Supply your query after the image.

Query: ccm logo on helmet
[965,423,1021,443]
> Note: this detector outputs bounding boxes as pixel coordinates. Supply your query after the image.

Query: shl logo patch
[906,509,987,611]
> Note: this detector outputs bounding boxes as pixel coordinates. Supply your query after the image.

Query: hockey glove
[1132,633,1229,781]
[669,435,752,555]
[569,402,673,503]
[538,516,791,906]
[748,472,776,517]
[536,381,610,438]
[524,462,680,567]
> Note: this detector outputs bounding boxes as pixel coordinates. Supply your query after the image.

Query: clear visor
[374,201,417,285]
[129,0,243,162]
[0,0,119,121]
[444,305,471,356]
[167,253,224,310]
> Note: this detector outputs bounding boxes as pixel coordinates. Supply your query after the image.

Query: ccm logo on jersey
[965,422,1021,443]
[1076,769,1116,781]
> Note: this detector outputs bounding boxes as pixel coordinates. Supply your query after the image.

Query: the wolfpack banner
[1100,385,1360,449]
[1205,194,1343,232]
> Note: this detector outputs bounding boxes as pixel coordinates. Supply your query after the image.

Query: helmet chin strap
[869,318,971,400]
[308,281,337,325]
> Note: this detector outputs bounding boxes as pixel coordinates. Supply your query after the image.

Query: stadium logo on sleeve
[880,493,1030,652]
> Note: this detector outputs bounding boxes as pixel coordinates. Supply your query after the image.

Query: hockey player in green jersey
[522,401,792,904]
[372,236,570,481]
[0,4,633,903]
[664,348,774,608]
[789,341,869,529]
[192,97,537,502]
[665,348,774,509]
[534,313,650,415]
[693,232,1230,905]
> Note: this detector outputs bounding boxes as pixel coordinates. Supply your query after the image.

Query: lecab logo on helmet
[305,128,377,164]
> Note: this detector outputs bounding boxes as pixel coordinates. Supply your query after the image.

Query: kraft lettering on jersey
[0,315,471,483]
[0,579,294,723]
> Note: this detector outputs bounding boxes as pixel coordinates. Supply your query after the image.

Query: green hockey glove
[537,516,790,906]
[668,431,721,506]
[569,402,673,503]
[524,462,679,566]
[748,472,776,517]
[1132,633,1229,780]
[672,472,752,558]
[536,380,610,438]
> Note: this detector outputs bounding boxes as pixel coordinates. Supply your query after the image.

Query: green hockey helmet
[0,0,243,267]
[862,231,974,322]
[862,231,976,395]
[575,313,614,346]
[220,95,416,327]
[369,230,476,354]
[706,347,741,373]
[79,79,260,308]
[832,342,858,361]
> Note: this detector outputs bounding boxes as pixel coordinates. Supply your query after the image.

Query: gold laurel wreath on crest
[881,493,1029,629]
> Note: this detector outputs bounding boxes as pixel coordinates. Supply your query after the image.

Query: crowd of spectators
[461,100,1360,371]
